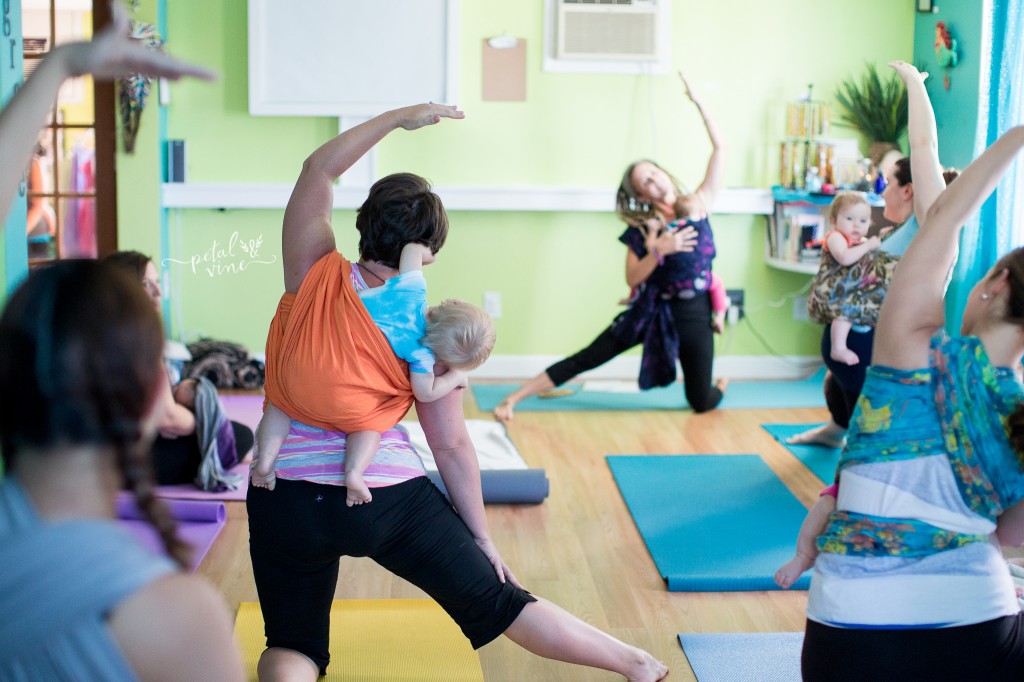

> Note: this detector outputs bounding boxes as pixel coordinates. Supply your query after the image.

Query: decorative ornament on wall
[118,19,165,153]
[935,21,960,91]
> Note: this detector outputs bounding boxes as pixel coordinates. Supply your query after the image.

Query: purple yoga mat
[153,460,251,502]
[116,494,227,573]
[219,393,264,433]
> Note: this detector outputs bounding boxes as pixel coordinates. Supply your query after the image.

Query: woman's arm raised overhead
[875,124,1024,369]
[0,2,213,223]
[680,72,725,211]
[281,103,464,293]
[891,62,946,223]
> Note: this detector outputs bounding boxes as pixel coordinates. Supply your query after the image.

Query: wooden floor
[199,383,1017,681]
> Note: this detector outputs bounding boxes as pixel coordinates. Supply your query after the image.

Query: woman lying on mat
[494,71,728,422]
[104,250,255,488]
[800,61,1024,681]
[0,261,244,680]
[249,103,668,682]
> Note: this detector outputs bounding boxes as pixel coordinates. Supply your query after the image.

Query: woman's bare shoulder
[109,573,245,682]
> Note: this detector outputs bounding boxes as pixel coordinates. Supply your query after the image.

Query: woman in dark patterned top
[495,72,728,421]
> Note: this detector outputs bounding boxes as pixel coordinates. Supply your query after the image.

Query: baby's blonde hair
[422,299,496,371]
[828,190,870,225]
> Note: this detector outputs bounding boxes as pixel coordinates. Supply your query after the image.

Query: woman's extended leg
[495,325,635,421]
[503,598,668,682]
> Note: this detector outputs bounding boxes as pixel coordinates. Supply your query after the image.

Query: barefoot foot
[786,422,847,449]
[715,376,730,394]
[774,553,814,589]
[345,473,372,507]
[624,648,669,682]
[830,347,860,366]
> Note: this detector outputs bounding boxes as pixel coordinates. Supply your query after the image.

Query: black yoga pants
[545,294,721,412]
[802,615,1024,681]
[247,477,536,674]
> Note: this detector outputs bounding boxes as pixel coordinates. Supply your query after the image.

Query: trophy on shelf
[779,86,833,191]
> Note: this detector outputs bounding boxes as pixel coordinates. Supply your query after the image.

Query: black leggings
[802,616,1024,681]
[247,477,536,674]
[820,323,875,428]
[150,420,254,485]
[545,295,722,412]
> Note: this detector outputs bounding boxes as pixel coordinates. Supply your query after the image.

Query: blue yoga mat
[761,423,841,485]
[472,368,826,412]
[607,454,811,591]
[678,632,803,682]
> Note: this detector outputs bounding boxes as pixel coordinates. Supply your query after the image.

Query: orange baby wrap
[264,251,413,433]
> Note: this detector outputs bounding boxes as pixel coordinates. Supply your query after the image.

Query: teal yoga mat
[678,632,803,682]
[472,368,826,412]
[607,454,811,591]
[761,423,841,485]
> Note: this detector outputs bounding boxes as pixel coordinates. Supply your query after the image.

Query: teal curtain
[946,0,1024,330]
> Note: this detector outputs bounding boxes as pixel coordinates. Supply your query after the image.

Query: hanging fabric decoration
[935,21,960,91]
[119,19,165,153]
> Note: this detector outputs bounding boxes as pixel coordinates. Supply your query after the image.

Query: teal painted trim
[1,0,27,298]
[157,0,171,329]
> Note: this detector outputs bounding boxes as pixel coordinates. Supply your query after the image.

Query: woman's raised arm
[281,103,463,293]
[680,72,725,211]
[0,2,213,223]
[875,124,1024,368]
[891,62,946,223]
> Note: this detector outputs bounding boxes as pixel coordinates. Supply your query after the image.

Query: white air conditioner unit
[556,0,658,62]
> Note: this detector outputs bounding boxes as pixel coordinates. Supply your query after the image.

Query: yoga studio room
[5,0,1024,680]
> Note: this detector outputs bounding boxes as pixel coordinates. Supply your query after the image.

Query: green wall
[118,0,915,359]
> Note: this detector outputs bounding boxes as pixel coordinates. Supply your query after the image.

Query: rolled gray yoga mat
[426,469,550,504]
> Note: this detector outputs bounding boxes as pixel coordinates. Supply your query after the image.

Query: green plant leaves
[834,63,908,143]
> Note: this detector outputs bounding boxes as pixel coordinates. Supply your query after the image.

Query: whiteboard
[248,0,460,116]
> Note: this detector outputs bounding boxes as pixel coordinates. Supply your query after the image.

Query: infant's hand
[711,311,726,334]
[878,226,895,240]
[866,236,883,249]
[674,225,698,253]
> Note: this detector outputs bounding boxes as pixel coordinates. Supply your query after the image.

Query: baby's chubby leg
[344,430,381,506]
[829,318,859,365]
[251,401,292,490]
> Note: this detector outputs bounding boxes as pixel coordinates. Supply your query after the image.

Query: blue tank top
[0,478,176,681]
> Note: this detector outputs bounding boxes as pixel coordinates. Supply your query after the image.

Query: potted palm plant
[834,63,908,166]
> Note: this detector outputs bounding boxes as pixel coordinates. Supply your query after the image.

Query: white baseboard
[470,354,823,381]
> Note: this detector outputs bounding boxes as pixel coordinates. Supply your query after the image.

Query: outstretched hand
[398,103,465,131]
[62,2,216,82]
[889,60,928,86]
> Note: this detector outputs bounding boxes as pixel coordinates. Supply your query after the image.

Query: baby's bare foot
[830,347,860,366]
[345,473,372,507]
[774,554,814,589]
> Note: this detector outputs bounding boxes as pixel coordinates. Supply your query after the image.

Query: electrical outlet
[725,289,744,322]
[483,291,502,319]
[793,295,809,321]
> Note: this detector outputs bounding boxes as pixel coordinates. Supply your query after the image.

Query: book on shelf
[786,213,824,262]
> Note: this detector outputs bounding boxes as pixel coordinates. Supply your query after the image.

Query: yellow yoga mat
[234,599,485,681]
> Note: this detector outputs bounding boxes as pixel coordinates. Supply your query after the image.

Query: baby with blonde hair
[807,191,898,365]
[253,242,495,506]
